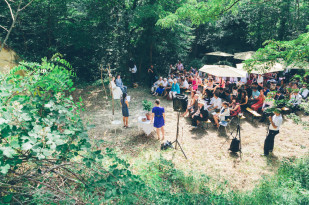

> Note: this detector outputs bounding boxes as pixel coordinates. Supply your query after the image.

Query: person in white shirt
[129,64,137,84]
[180,77,189,93]
[300,84,309,99]
[151,77,164,93]
[110,76,123,99]
[153,78,168,96]
[257,74,264,87]
[207,93,222,112]
[263,109,283,156]
[213,102,230,128]
[289,90,302,107]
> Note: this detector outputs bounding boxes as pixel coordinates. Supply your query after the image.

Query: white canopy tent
[199,65,247,78]
[236,63,284,74]
[234,51,255,60]
[205,52,234,57]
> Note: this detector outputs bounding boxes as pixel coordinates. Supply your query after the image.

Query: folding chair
[217,120,230,133]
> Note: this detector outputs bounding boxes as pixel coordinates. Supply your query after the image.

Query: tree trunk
[149,43,153,65]
[0,1,22,52]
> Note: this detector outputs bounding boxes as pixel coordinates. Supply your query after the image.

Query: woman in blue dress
[151,99,165,140]
[120,93,129,128]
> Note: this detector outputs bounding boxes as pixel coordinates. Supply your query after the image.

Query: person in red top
[251,89,265,111]
[230,98,241,116]
[191,75,198,91]
[218,77,226,89]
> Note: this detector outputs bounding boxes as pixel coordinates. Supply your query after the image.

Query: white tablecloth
[137,116,154,136]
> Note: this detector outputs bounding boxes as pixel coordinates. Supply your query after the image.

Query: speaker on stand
[172,94,188,159]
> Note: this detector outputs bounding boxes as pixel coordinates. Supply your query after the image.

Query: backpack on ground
[229,137,240,152]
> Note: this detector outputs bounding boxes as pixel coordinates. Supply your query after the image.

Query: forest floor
[76,85,309,191]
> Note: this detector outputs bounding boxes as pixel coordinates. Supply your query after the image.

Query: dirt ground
[76,85,309,191]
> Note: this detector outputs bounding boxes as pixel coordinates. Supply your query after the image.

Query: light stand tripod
[221,115,242,159]
[172,111,188,159]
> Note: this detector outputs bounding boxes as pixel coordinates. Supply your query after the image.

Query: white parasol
[234,51,255,60]
[205,51,234,57]
[199,65,246,78]
[236,63,284,74]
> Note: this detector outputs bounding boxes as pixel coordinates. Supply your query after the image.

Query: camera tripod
[172,111,188,159]
[221,115,242,159]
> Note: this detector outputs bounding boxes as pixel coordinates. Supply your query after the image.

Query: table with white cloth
[137,116,154,136]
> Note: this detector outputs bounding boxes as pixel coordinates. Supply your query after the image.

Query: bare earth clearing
[76,85,309,191]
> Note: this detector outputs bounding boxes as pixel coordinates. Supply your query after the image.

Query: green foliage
[0,56,83,175]
[237,156,309,205]
[244,26,309,73]
[142,100,153,112]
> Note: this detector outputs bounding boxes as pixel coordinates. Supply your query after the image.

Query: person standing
[120,93,129,128]
[148,65,156,87]
[129,64,137,85]
[110,76,123,99]
[151,99,165,141]
[262,109,283,156]
[176,61,184,72]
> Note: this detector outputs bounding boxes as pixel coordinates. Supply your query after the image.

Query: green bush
[237,156,309,205]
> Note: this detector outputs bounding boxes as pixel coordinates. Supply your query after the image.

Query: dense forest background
[1,0,308,82]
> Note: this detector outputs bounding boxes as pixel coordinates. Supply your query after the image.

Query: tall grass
[131,153,309,204]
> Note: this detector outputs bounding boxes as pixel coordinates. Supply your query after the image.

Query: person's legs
[123,116,125,127]
[125,117,129,127]
[172,91,177,98]
[264,130,276,155]
[192,116,198,126]
[156,128,160,140]
[161,127,165,140]
[269,131,279,152]
[213,115,219,127]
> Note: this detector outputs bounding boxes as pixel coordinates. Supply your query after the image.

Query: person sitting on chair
[151,77,164,94]
[207,93,222,113]
[299,84,309,99]
[180,77,189,93]
[153,78,168,96]
[213,102,230,128]
[289,89,302,109]
[192,100,209,127]
[168,79,180,99]
[182,94,199,117]
[115,75,127,93]
[229,98,241,117]
[251,89,265,111]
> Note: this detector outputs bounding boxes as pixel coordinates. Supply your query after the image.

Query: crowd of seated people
[148,62,309,128]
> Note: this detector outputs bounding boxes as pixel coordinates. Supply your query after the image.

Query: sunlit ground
[76,85,309,191]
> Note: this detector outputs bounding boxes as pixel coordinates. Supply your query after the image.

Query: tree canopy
[0,0,308,81]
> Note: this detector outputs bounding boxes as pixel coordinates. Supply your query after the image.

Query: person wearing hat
[192,100,209,127]
[262,109,283,156]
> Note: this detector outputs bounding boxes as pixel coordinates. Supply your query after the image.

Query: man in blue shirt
[251,87,260,99]
[249,85,260,106]
[115,75,127,93]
